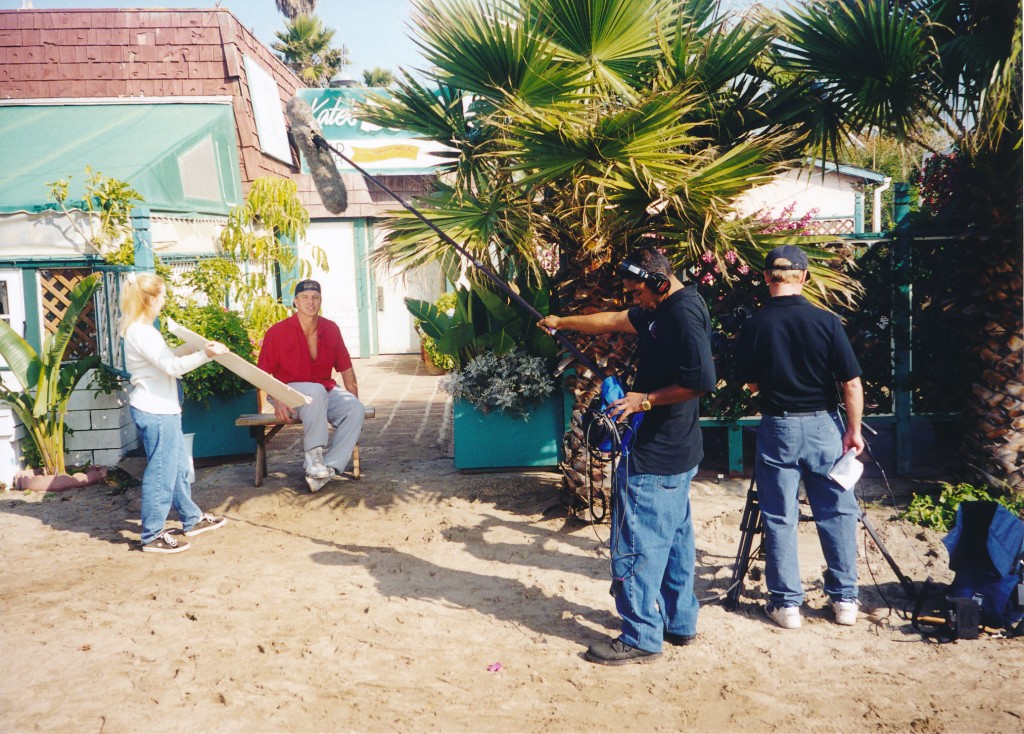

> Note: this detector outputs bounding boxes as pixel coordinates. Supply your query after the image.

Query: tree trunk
[960,237,1024,495]
[552,250,636,519]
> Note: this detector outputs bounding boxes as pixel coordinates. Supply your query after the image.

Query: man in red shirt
[258,279,365,492]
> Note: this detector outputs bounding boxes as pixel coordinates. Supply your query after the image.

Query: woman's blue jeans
[754,411,859,607]
[611,463,700,653]
[131,407,201,545]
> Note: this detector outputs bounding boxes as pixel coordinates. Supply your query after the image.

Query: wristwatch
[639,393,652,412]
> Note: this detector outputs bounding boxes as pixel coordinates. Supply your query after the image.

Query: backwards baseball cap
[765,245,809,271]
[294,279,321,296]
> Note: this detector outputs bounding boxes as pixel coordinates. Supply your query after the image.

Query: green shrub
[164,304,255,406]
[441,350,555,418]
[900,482,1024,532]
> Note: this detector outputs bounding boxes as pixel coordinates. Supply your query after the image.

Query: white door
[298,221,363,357]
[373,228,445,354]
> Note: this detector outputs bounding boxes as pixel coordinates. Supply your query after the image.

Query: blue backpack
[942,501,1024,632]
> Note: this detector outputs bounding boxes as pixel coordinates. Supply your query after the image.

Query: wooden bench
[235,405,376,487]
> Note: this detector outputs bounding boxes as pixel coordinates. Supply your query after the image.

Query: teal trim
[854,192,865,233]
[353,219,377,357]
[277,233,301,301]
[132,206,154,271]
[892,183,913,475]
[21,269,41,352]
[0,257,99,267]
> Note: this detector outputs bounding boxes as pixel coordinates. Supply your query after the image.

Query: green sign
[297,88,452,175]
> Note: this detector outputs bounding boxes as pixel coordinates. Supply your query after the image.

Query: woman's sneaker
[832,599,859,626]
[143,530,190,554]
[764,602,802,629]
[184,514,227,537]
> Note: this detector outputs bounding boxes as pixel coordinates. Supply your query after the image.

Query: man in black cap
[737,245,864,629]
[539,245,716,665]
[258,279,364,492]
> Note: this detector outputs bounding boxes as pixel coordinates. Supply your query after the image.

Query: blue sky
[8,0,778,79]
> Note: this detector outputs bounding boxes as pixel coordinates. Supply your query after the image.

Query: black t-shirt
[737,295,862,414]
[627,285,716,475]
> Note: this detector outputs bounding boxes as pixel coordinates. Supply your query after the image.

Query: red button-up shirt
[258,314,353,391]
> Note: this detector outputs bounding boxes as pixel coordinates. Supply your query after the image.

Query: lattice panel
[39,268,98,361]
[806,219,855,235]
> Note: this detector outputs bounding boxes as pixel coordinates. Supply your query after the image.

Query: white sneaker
[764,603,802,629]
[305,474,332,493]
[833,599,859,626]
[304,447,332,480]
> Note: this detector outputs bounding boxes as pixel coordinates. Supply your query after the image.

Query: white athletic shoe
[305,474,332,493]
[764,603,802,629]
[304,447,332,480]
[833,599,859,626]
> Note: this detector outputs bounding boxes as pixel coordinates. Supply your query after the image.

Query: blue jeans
[131,407,202,545]
[755,411,859,607]
[611,463,700,653]
[288,382,365,473]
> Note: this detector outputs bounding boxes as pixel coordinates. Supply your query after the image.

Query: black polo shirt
[737,295,861,415]
[627,285,716,475]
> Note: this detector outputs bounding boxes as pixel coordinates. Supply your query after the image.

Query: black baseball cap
[294,279,321,296]
[764,245,809,271]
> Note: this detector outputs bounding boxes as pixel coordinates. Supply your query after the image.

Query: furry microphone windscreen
[285,97,348,214]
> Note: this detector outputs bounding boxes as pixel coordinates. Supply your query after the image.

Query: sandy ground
[1,355,1022,734]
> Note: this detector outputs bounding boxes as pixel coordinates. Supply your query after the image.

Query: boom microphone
[285,107,604,378]
[285,97,348,214]
[282,94,620,390]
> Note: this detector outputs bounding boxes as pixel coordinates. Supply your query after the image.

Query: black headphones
[618,260,670,294]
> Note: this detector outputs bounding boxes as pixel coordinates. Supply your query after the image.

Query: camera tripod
[724,476,918,610]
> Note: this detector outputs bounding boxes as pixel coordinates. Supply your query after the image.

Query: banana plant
[0,273,102,476]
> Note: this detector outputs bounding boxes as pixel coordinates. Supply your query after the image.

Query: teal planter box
[182,390,257,459]
[453,392,568,470]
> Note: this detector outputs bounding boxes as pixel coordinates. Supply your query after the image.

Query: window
[0,270,25,368]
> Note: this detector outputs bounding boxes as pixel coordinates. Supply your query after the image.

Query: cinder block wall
[64,373,138,468]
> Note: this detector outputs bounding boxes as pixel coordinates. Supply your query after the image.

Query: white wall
[735,168,860,220]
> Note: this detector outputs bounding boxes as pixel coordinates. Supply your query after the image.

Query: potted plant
[406,275,567,470]
[164,299,259,459]
[415,292,456,375]
[442,349,567,469]
[0,273,108,489]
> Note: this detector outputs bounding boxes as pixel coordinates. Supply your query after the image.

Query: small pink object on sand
[487,662,502,672]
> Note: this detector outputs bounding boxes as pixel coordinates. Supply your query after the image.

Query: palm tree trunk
[961,237,1024,494]
[553,250,636,516]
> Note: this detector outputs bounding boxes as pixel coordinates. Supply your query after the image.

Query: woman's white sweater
[123,322,212,414]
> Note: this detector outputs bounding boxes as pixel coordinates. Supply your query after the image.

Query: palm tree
[272,14,349,87]
[362,0,864,505]
[362,67,396,87]
[777,0,1023,492]
[275,0,316,21]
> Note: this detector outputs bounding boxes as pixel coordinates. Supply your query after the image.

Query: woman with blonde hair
[120,272,229,553]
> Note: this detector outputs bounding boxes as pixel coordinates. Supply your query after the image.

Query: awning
[298,88,453,175]
[0,101,242,216]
